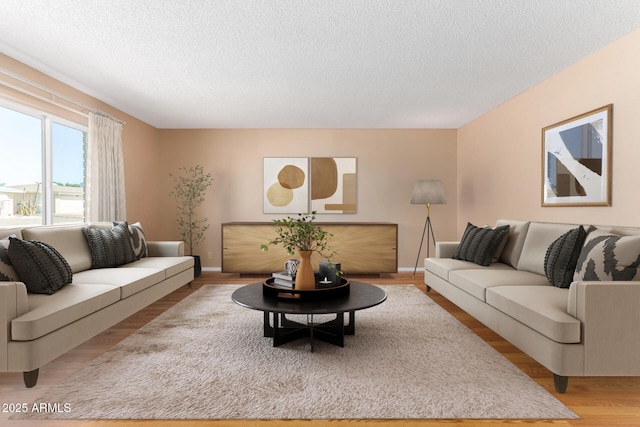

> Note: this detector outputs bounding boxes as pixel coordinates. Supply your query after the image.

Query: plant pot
[192,255,202,279]
[294,250,315,290]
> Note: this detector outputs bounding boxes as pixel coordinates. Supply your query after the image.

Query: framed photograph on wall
[542,104,612,207]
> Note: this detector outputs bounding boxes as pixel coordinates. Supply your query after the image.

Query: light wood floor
[1,272,639,426]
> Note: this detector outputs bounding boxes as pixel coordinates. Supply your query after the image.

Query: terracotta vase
[295,250,316,290]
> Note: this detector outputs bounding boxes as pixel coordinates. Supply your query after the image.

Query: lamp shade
[410,179,446,205]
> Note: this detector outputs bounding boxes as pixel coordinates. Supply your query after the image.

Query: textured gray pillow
[7,237,72,294]
[83,221,136,268]
[573,229,640,282]
[117,221,147,259]
[544,226,587,288]
[453,223,509,266]
[0,236,19,281]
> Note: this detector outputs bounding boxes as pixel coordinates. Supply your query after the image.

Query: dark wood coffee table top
[232,281,387,315]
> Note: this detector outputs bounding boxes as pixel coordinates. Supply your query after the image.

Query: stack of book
[271,271,295,288]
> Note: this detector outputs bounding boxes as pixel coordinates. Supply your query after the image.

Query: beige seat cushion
[72,268,165,298]
[486,285,581,344]
[449,269,551,301]
[21,224,92,273]
[11,284,120,341]
[425,258,511,281]
[120,256,194,278]
[517,222,580,276]
[495,219,530,267]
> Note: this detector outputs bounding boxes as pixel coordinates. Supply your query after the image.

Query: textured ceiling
[1,0,639,129]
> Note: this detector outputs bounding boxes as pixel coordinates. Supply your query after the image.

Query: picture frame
[263,157,358,214]
[263,157,309,213]
[541,104,612,207]
[310,157,357,214]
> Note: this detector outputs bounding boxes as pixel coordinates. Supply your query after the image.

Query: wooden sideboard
[221,222,397,274]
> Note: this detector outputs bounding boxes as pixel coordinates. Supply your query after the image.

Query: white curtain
[86,112,127,222]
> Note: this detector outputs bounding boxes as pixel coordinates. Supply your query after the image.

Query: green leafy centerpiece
[260,212,337,289]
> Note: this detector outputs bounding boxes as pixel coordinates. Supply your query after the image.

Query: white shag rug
[16,284,577,420]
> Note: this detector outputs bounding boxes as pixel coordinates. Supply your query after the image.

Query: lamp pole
[413,203,436,277]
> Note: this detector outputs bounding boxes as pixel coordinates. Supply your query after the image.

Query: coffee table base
[263,311,356,351]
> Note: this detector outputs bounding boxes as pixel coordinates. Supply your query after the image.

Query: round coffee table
[232,281,386,351]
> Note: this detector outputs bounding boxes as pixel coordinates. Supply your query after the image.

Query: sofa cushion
[573,229,640,282]
[486,286,581,344]
[544,226,588,288]
[495,220,530,268]
[120,256,194,278]
[0,236,19,281]
[425,257,511,281]
[8,237,73,294]
[0,227,23,240]
[22,224,92,273]
[453,223,509,266]
[11,284,120,341]
[82,222,136,268]
[72,267,165,299]
[517,222,579,276]
[449,268,551,302]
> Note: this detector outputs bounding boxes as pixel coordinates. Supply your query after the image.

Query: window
[0,101,87,226]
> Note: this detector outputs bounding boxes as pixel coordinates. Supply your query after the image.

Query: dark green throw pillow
[544,226,588,288]
[453,223,509,266]
[83,221,136,268]
[7,237,73,294]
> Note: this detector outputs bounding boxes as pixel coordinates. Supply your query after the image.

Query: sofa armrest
[435,241,459,258]
[0,282,29,368]
[568,281,640,375]
[146,241,185,257]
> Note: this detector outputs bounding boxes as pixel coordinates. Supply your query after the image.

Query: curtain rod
[0,67,125,124]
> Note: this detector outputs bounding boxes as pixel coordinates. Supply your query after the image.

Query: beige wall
[157,129,458,269]
[457,29,640,235]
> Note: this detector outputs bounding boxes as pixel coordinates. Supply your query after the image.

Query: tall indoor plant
[260,211,337,289]
[169,165,213,278]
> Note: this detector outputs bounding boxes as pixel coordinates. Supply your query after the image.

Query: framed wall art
[542,104,612,207]
[263,157,309,213]
[264,157,357,214]
[310,157,357,214]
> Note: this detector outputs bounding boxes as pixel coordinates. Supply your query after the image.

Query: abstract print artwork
[310,157,357,213]
[542,105,612,206]
[263,158,309,213]
[264,157,357,213]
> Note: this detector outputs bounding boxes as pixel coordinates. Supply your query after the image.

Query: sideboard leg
[426,285,431,292]
[553,374,568,393]
[23,369,39,388]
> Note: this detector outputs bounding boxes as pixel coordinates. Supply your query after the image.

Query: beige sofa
[0,222,194,387]
[424,219,640,393]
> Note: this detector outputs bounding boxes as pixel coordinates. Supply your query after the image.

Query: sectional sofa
[424,219,640,393]
[0,221,194,387]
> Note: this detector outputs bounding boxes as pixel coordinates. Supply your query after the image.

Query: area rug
[15,284,577,420]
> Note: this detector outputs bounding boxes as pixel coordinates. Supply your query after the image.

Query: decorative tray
[263,277,350,300]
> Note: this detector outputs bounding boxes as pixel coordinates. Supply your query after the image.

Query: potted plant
[169,165,213,278]
[260,211,338,289]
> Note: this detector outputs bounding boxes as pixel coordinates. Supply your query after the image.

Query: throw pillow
[544,226,588,288]
[83,221,137,268]
[573,229,640,282]
[129,222,148,259]
[453,222,510,267]
[0,236,20,281]
[114,221,148,259]
[7,237,73,294]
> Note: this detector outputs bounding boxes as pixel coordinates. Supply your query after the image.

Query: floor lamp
[411,179,446,277]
